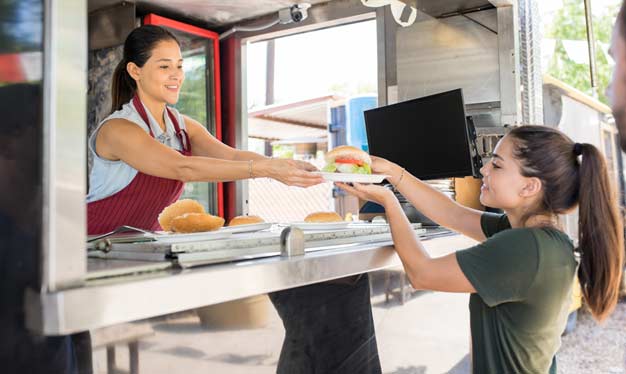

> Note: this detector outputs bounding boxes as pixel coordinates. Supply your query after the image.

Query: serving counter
[28,227,477,336]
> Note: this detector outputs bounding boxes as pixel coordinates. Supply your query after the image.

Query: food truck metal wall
[23,0,524,332]
[41,0,88,293]
[29,0,533,308]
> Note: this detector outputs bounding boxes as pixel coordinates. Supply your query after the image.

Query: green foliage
[545,0,621,104]
[272,144,294,159]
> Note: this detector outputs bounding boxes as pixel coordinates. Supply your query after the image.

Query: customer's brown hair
[508,125,624,322]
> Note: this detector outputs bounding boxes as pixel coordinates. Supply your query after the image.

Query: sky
[246,20,378,109]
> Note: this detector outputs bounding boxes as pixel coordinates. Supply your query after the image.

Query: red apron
[87,95,192,235]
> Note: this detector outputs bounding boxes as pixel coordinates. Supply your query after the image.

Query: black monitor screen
[364,89,473,180]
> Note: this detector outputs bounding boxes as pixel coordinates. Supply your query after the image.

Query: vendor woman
[87,25,323,235]
[87,25,380,374]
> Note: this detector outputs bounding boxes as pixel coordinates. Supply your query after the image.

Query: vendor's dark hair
[110,25,180,113]
[508,125,624,322]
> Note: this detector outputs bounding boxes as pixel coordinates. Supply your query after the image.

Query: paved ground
[557,300,626,374]
[92,277,626,374]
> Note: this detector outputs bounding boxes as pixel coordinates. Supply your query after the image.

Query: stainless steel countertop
[28,233,476,335]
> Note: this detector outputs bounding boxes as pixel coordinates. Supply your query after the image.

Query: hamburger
[228,215,265,226]
[304,211,343,223]
[322,145,372,175]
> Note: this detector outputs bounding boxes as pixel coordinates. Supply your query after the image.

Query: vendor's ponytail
[110,58,135,113]
[110,25,180,113]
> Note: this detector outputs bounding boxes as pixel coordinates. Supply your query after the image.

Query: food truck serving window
[365,89,476,180]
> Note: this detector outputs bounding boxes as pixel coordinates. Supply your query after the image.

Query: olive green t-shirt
[455,213,578,374]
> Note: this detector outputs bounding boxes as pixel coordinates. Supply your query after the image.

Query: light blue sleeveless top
[87,100,187,203]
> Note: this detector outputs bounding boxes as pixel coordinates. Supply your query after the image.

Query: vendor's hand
[335,182,396,206]
[256,158,325,187]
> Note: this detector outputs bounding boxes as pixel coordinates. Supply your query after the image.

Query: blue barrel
[346,95,377,152]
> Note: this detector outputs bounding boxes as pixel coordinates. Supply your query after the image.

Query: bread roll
[228,215,265,226]
[171,213,225,233]
[158,199,205,231]
[304,211,343,223]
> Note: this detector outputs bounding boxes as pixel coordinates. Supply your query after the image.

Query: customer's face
[608,20,626,151]
[478,136,536,211]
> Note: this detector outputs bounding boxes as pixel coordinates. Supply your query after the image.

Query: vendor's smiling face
[479,136,538,210]
[128,39,184,105]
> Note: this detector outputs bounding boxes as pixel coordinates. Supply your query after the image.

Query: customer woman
[338,125,624,373]
[87,25,323,234]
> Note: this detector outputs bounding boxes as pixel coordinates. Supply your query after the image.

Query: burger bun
[158,199,205,231]
[304,211,343,223]
[325,145,371,165]
[171,213,225,233]
[228,215,265,226]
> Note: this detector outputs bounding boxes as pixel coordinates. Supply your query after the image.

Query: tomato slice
[335,158,363,166]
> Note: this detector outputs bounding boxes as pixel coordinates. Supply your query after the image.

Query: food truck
[1,0,621,372]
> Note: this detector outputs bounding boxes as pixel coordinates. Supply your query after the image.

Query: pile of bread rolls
[158,199,267,233]
[158,199,224,233]
[159,200,347,233]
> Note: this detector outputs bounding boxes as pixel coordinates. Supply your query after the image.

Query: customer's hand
[335,182,396,206]
[370,156,394,174]
[256,158,325,187]
[371,156,404,185]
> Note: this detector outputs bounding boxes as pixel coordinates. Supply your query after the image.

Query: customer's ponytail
[577,143,624,321]
[509,125,624,322]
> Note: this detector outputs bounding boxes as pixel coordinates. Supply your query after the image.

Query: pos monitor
[364,89,481,181]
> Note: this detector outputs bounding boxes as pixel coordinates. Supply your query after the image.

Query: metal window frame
[41,0,88,292]
[231,0,377,215]
[143,13,225,217]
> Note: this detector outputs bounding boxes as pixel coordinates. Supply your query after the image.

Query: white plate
[314,172,389,184]
[288,221,350,230]
[154,230,232,243]
[221,222,273,234]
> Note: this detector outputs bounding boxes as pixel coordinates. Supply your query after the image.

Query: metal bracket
[280,227,305,257]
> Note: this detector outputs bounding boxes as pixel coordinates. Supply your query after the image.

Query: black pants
[269,274,382,374]
[0,211,92,374]
[0,330,92,374]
